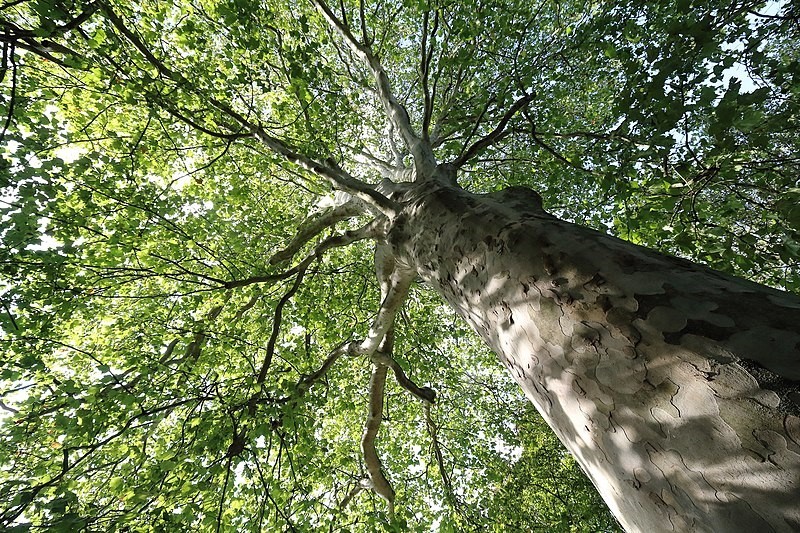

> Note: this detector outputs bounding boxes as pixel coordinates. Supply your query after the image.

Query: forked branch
[312,0,437,177]
[269,200,363,266]
[451,92,536,168]
[98,0,398,215]
[225,218,387,290]
[353,244,417,512]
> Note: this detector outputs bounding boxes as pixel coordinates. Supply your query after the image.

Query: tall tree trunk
[390,177,800,532]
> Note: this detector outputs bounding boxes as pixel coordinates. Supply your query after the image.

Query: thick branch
[346,144,399,178]
[338,483,364,512]
[353,245,417,512]
[357,247,414,355]
[312,0,437,177]
[362,356,394,513]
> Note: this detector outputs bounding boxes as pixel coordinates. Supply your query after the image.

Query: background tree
[0,0,798,531]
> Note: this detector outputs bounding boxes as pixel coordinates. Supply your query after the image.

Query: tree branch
[226,218,386,290]
[157,100,251,141]
[98,0,399,216]
[420,8,439,142]
[346,143,399,177]
[351,243,417,513]
[361,343,394,514]
[451,92,536,168]
[371,351,435,403]
[217,98,400,215]
[312,0,437,177]
[424,402,457,509]
[0,41,15,145]
[294,341,359,397]
[269,200,363,266]
[338,482,364,512]
[356,245,414,356]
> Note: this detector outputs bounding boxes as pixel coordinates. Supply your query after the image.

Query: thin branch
[98,1,178,79]
[0,2,100,42]
[247,220,389,396]
[0,394,211,524]
[254,266,307,387]
[345,143,398,177]
[233,294,261,320]
[0,0,27,11]
[451,92,536,168]
[148,252,229,286]
[424,402,458,511]
[370,352,435,403]
[0,41,15,145]
[358,0,370,45]
[269,201,363,265]
[530,130,592,173]
[528,128,634,144]
[1,297,18,331]
[0,399,18,414]
[420,8,439,141]
[294,341,359,397]
[216,457,234,532]
[158,100,251,140]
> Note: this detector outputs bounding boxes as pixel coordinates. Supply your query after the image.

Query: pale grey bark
[389,177,800,532]
[355,244,416,510]
[312,0,438,177]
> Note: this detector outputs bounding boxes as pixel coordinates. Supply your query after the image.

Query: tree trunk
[390,177,800,532]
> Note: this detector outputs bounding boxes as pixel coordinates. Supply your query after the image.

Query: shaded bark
[391,177,800,532]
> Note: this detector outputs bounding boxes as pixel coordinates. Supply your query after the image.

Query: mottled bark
[390,177,800,532]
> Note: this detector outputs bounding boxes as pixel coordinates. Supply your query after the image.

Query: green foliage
[487,410,622,532]
[0,0,796,530]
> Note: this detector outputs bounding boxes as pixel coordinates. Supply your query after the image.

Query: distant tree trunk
[390,175,800,532]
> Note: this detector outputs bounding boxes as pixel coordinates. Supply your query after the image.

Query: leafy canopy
[0,0,798,530]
